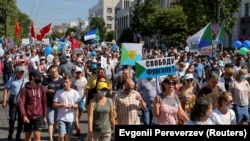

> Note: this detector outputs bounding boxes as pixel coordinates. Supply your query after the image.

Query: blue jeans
[141,105,154,125]
[233,105,249,123]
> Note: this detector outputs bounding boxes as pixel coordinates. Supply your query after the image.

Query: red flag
[30,22,36,38]
[70,37,80,50]
[15,20,20,37]
[36,35,43,41]
[40,23,51,36]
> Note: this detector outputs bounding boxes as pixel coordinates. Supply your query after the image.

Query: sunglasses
[186,79,193,82]
[165,81,176,85]
[228,100,233,103]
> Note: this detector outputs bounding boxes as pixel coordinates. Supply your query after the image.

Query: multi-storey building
[88,0,120,31]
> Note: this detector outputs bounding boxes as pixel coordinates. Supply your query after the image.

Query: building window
[124,0,130,8]
[107,16,113,21]
[107,24,112,29]
[107,8,112,14]
[245,3,249,16]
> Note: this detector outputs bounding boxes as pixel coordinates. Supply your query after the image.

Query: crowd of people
[1,43,250,141]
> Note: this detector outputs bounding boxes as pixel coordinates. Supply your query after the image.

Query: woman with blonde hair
[210,92,236,125]
[229,67,250,124]
[152,75,189,125]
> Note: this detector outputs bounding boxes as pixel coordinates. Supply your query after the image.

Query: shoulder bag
[9,78,25,105]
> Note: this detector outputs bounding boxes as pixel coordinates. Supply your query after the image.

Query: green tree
[154,6,187,47]
[182,0,241,41]
[0,0,31,45]
[117,28,134,46]
[106,30,116,42]
[89,17,107,42]
[65,27,77,36]
[182,0,208,35]
[131,0,161,37]
[50,31,65,40]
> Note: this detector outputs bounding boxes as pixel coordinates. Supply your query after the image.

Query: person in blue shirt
[2,66,29,141]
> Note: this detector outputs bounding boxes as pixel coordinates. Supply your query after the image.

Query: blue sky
[17,0,98,28]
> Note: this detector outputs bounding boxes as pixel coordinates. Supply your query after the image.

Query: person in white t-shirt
[210,92,236,125]
[53,75,81,141]
[71,67,87,136]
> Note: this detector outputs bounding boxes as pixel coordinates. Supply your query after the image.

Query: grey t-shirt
[59,62,75,76]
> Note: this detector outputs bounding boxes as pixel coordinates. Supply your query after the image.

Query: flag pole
[155,77,159,95]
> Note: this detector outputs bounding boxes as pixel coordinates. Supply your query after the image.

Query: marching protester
[43,65,64,141]
[19,70,47,141]
[53,75,81,141]
[87,81,115,141]
[113,79,146,125]
[2,66,29,141]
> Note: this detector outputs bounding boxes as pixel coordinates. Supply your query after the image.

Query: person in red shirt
[19,70,47,141]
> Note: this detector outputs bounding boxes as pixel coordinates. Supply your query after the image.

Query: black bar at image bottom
[115,125,250,140]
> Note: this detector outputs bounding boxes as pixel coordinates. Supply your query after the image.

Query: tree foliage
[0,0,31,45]
[106,30,116,42]
[50,31,65,40]
[89,17,107,42]
[117,28,134,46]
[131,0,161,37]
[182,0,241,35]
[154,6,187,47]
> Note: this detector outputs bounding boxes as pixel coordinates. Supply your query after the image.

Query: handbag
[9,78,25,105]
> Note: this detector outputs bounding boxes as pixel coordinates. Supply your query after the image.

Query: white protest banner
[21,38,30,45]
[101,56,107,69]
[135,57,176,79]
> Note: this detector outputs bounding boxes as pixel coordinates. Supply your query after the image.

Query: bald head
[125,79,135,89]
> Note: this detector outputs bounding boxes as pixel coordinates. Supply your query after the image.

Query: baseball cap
[16,66,25,72]
[184,73,194,79]
[29,70,43,78]
[97,82,108,90]
[75,67,82,73]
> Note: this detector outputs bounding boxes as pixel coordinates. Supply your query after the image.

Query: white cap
[184,73,194,79]
[75,67,82,73]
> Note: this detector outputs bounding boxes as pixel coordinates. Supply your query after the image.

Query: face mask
[98,90,107,96]
[67,58,71,62]
[35,78,42,84]
[226,105,233,109]
[241,75,247,80]
[183,58,187,62]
